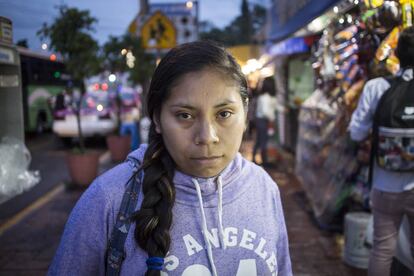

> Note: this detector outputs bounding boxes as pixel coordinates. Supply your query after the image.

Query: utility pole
[139,0,149,16]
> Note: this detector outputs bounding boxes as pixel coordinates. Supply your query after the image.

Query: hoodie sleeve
[274,185,293,276]
[48,178,110,276]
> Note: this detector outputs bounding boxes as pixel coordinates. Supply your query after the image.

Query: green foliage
[37,6,101,88]
[102,35,128,73]
[239,0,252,44]
[102,34,155,87]
[16,39,28,48]
[124,35,156,87]
[200,1,266,46]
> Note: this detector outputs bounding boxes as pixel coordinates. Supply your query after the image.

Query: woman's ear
[153,115,162,134]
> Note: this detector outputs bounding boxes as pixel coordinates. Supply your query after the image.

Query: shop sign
[0,17,13,45]
[268,37,309,57]
[0,46,15,64]
[149,3,192,16]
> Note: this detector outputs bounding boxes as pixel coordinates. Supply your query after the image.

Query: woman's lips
[191,156,223,165]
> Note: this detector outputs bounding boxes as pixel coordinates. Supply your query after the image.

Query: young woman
[48,41,292,276]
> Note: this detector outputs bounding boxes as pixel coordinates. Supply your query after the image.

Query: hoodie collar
[127,144,249,208]
[173,152,246,207]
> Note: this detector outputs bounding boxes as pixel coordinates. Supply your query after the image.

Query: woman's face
[155,68,247,178]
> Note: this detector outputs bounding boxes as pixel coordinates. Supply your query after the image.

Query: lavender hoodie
[48,144,292,276]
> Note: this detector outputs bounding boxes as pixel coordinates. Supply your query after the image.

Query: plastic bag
[0,137,40,204]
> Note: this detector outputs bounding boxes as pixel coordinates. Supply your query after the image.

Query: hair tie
[146,257,164,271]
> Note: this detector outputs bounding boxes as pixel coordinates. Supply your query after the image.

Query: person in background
[252,76,278,166]
[348,26,414,276]
[48,41,292,276]
[246,80,258,140]
[120,89,141,151]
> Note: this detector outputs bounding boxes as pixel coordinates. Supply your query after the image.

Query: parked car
[52,90,117,138]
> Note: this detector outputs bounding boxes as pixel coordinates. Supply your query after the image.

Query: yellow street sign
[141,11,177,49]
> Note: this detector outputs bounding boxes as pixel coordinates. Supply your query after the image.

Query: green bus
[18,47,71,133]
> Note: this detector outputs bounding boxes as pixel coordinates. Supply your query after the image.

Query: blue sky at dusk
[0,0,268,51]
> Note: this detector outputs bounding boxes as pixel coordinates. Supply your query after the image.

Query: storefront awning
[267,0,342,43]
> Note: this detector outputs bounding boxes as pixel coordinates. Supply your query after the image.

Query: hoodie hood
[126,144,251,208]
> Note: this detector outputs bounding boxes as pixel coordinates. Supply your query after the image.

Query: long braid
[133,126,176,276]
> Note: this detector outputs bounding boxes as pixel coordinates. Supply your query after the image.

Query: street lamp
[186,1,193,9]
[108,74,117,83]
[186,1,199,39]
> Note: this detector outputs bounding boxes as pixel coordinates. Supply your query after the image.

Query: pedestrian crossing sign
[141,11,177,49]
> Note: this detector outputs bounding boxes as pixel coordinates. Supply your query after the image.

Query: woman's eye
[177,113,193,120]
[218,111,232,119]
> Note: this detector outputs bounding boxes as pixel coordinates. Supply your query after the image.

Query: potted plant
[38,6,102,187]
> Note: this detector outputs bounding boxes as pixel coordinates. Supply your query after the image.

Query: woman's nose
[194,120,219,145]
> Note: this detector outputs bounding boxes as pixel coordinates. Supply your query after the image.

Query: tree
[102,35,127,73]
[102,34,155,119]
[16,39,28,48]
[239,0,252,44]
[37,6,101,90]
[200,1,266,46]
[123,35,155,92]
[37,6,102,152]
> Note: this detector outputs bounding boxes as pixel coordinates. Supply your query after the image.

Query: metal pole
[195,0,199,40]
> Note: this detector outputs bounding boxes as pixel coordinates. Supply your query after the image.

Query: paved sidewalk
[0,142,367,275]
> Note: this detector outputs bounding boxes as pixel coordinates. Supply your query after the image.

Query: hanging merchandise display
[295,0,413,227]
[375,26,402,74]
[296,21,369,226]
[401,0,414,27]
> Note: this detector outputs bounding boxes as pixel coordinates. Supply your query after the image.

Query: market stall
[294,0,414,270]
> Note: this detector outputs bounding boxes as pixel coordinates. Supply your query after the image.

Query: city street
[2,0,414,275]
[0,133,107,225]
[0,138,367,276]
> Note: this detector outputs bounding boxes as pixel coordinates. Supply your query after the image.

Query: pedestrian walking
[252,76,278,166]
[348,26,414,276]
[48,41,292,276]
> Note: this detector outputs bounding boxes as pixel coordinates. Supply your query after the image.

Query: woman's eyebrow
[169,103,196,110]
[214,100,238,108]
[169,99,237,109]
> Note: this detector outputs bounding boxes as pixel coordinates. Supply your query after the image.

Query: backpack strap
[105,160,144,276]
[368,76,396,188]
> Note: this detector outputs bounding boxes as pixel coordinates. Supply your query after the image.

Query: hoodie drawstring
[192,178,218,276]
[217,176,226,250]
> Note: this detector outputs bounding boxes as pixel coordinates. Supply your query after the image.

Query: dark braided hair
[132,41,248,276]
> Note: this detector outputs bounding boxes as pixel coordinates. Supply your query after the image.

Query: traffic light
[53,71,61,78]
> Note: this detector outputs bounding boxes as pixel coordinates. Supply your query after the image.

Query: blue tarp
[267,0,341,42]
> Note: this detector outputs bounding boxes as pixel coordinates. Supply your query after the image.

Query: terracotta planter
[106,135,131,162]
[66,151,99,187]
